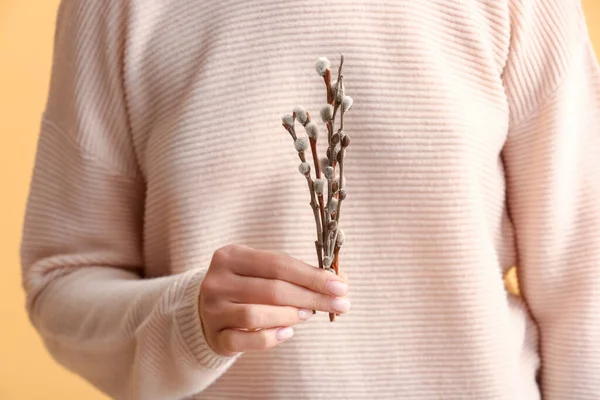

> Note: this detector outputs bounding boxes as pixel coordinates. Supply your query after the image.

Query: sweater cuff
[174,268,239,370]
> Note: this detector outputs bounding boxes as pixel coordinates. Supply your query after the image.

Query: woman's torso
[123,0,540,398]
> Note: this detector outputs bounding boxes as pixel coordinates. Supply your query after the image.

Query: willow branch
[306,176,324,269]
[308,138,327,249]
[281,55,353,322]
[328,55,344,168]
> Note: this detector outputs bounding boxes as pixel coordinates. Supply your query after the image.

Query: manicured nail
[299,309,313,320]
[331,298,351,313]
[327,280,348,296]
[276,327,294,342]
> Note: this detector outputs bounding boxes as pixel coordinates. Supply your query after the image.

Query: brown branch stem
[324,68,334,105]
[309,138,327,248]
[295,149,323,269]
[332,246,340,275]
[306,177,324,269]
[329,244,342,321]
[332,154,344,250]
[309,138,321,178]
[329,58,346,322]
[318,193,327,256]
[325,174,334,257]
[332,59,346,250]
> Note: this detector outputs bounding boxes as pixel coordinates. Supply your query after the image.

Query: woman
[21,0,600,398]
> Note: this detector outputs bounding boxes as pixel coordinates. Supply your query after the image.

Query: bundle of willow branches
[281,55,353,322]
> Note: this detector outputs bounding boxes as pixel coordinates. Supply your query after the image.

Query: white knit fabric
[21,0,600,399]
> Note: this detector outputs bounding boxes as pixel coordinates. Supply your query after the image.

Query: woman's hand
[199,244,350,356]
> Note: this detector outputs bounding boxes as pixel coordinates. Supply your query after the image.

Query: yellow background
[0,1,599,399]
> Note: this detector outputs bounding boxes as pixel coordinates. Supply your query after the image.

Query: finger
[207,303,312,331]
[224,246,348,297]
[335,271,348,317]
[227,275,351,314]
[217,326,295,355]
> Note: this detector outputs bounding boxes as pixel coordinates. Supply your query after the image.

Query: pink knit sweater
[21,0,600,399]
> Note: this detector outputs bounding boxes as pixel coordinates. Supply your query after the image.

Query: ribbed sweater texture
[21,0,600,398]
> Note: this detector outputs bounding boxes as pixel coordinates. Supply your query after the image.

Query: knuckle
[200,299,221,320]
[283,307,301,325]
[219,332,238,354]
[271,256,291,280]
[200,275,220,298]
[240,308,264,329]
[200,277,215,296]
[205,331,221,354]
[312,294,330,312]
[212,244,248,268]
[211,245,234,267]
[267,280,285,305]
[310,269,327,292]
[201,303,229,333]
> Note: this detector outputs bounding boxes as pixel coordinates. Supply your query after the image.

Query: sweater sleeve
[20,1,237,399]
[502,1,600,398]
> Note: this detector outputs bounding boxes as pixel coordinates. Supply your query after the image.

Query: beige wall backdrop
[0,1,599,399]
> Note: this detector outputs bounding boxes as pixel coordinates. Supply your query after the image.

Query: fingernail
[276,327,294,342]
[327,280,348,296]
[299,309,313,320]
[331,298,351,313]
